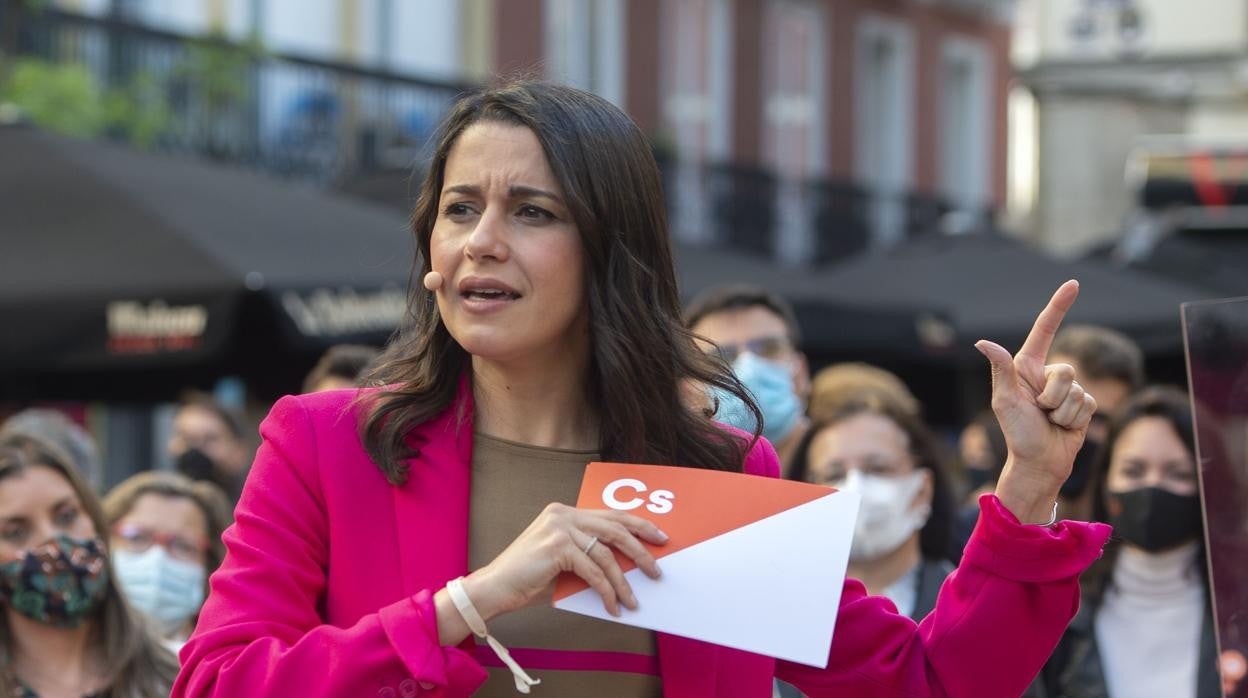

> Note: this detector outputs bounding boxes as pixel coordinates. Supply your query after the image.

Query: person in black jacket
[1029,386,1220,698]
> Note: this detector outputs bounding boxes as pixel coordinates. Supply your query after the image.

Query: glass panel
[1182,296,1248,697]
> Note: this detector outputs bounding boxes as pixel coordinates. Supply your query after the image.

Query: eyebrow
[50,496,76,510]
[442,184,563,204]
[0,496,78,529]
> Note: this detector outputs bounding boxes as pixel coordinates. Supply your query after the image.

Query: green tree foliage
[0,56,173,146]
[0,58,105,136]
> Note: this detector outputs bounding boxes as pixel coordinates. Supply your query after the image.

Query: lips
[463,289,520,300]
[458,276,522,301]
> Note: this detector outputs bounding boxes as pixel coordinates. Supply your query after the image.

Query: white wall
[263,0,338,58]
[129,1,211,34]
[84,0,464,80]
[1188,100,1248,137]
[1024,0,1248,64]
[389,0,460,80]
[1035,96,1186,255]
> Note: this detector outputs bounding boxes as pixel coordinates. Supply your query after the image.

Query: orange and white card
[552,462,859,668]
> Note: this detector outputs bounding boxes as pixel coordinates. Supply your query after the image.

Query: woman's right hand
[459,503,668,622]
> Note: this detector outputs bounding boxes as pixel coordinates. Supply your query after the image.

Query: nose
[1138,470,1168,489]
[834,467,864,489]
[464,207,509,262]
[28,521,61,550]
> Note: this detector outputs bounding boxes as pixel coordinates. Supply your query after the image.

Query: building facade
[1012,0,1248,256]
[36,0,1012,267]
[491,0,1013,265]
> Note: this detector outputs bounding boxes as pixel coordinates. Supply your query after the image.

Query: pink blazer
[173,383,1111,698]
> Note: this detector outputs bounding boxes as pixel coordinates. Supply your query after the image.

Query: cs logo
[601,478,675,515]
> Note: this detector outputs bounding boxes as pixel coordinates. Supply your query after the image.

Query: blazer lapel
[392,378,476,596]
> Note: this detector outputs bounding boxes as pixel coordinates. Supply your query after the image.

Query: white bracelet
[1025,501,1059,527]
[446,577,540,694]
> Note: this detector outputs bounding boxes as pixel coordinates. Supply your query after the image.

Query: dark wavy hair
[788,399,956,563]
[1083,385,1205,603]
[360,81,761,483]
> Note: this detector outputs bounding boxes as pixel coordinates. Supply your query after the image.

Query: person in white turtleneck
[1029,386,1220,698]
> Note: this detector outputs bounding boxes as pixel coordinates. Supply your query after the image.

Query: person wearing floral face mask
[1029,386,1219,698]
[103,471,231,650]
[789,400,956,619]
[0,435,177,698]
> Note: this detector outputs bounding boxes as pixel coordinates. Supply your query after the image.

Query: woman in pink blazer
[173,82,1110,697]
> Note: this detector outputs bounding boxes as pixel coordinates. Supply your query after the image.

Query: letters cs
[602,478,674,514]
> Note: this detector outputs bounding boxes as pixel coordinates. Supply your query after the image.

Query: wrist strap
[1025,501,1059,527]
[446,577,540,694]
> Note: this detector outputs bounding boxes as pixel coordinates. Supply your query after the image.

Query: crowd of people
[681,283,1231,697]
[0,80,1238,697]
[0,345,378,697]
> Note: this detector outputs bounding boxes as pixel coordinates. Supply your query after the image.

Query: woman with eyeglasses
[103,471,231,650]
[0,435,178,697]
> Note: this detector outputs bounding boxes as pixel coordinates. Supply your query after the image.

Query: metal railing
[5,8,996,267]
[7,7,471,185]
[667,159,993,266]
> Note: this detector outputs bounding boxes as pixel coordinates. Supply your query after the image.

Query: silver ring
[582,536,599,556]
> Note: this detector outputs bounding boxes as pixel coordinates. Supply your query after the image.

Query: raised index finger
[1017,280,1080,363]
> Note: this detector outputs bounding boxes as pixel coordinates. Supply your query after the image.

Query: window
[544,0,625,106]
[939,36,991,217]
[662,0,734,243]
[762,0,827,263]
[854,14,914,246]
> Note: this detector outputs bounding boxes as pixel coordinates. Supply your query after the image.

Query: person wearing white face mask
[789,399,957,619]
[103,471,231,651]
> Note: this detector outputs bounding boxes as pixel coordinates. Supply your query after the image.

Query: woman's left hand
[976,280,1098,524]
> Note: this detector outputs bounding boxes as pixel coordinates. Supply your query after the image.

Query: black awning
[674,232,1218,363]
[0,125,415,390]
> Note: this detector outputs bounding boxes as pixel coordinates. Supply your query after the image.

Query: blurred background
[1,0,1244,488]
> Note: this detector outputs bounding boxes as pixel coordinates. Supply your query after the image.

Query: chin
[452,326,588,368]
[450,328,531,362]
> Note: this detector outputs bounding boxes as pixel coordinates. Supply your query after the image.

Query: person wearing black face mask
[1028,386,1219,698]
[168,393,252,504]
[1049,325,1146,520]
[950,409,1008,563]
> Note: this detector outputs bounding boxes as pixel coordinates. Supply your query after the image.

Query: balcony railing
[667,158,993,266]
[6,7,471,185]
[4,8,995,267]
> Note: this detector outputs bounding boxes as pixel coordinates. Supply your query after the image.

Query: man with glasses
[685,284,811,476]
